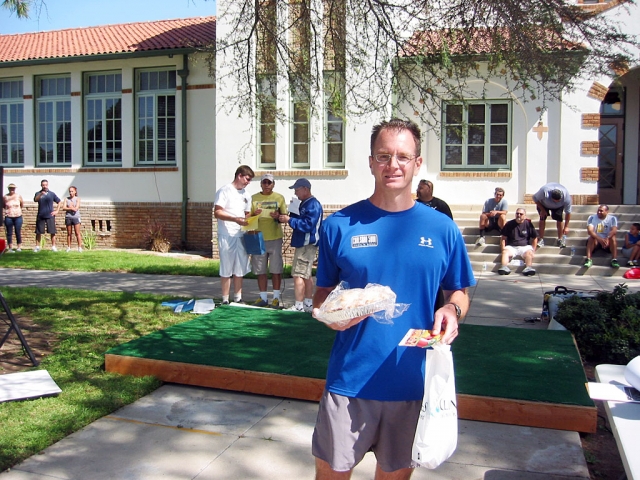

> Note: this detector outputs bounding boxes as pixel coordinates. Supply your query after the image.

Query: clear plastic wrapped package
[315,282,410,327]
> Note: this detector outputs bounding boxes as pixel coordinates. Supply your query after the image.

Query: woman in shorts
[58,186,83,252]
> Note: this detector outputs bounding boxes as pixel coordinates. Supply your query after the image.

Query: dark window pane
[261,145,276,164]
[468,146,484,165]
[293,144,308,163]
[491,104,508,123]
[469,104,485,124]
[445,104,462,124]
[490,146,508,165]
[468,125,485,144]
[491,125,508,144]
[445,126,462,144]
[294,123,308,142]
[327,144,343,163]
[261,125,275,143]
[327,123,343,142]
[445,146,462,165]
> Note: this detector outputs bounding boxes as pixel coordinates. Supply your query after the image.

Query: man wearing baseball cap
[249,174,288,308]
[278,178,323,312]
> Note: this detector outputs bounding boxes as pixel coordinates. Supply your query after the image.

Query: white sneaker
[522,266,536,276]
[303,305,313,313]
[51,246,58,252]
[66,247,71,252]
[78,247,83,252]
[33,247,41,252]
[498,265,511,275]
[475,236,486,246]
[15,248,21,252]
[537,238,545,248]
[285,305,303,312]
[8,249,15,253]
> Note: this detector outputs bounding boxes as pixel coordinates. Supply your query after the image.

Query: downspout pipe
[178,55,189,249]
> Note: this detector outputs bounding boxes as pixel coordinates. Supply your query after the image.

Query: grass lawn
[0,287,188,472]
[0,249,294,278]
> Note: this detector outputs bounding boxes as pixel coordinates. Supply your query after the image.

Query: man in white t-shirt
[214,165,255,304]
[584,204,619,269]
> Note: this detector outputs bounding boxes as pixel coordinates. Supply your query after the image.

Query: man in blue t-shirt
[311,119,476,479]
[33,179,61,252]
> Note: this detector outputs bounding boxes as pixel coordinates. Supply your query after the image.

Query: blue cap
[290,178,311,189]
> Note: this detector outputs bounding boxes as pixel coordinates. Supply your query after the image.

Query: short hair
[495,187,505,195]
[234,165,255,180]
[41,179,48,185]
[419,179,433,189]
[633,223,640,230]
[550,189,563,200]
[599,204,609,211]
[516,207,526,214]
[370,118,421,156]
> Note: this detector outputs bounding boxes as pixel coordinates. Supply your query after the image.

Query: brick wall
[15,201,213,250]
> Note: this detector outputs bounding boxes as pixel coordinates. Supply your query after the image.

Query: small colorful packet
[399,328,442,348]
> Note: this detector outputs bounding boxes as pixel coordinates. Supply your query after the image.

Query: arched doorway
[597,87,624,205]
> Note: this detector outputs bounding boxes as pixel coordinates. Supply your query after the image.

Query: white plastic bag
[412,343,458,469]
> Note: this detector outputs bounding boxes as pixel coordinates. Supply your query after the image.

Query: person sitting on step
[498,208,538,276]
[583,204,619,269]
[623,223,640,266]
[475,187,508,246]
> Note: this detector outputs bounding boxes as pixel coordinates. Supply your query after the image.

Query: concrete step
[452,203,640,277]
[470,261,628,277]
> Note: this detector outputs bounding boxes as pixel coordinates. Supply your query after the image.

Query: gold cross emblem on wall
[532,121,548,140]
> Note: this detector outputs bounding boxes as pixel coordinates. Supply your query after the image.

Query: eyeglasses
[261,180,273,185]
[515,213,525,216]
[373,154,416,166]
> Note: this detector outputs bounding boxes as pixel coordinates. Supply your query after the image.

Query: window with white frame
[85,72,122,165]
[442,101,511,170]
[257,75,277,168]
[136,69,176,165]
[291,98,310,167]
[0,79,24,166]
[37,76,71,165]
[324,71,345,166]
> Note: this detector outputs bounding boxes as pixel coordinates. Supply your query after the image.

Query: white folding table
[595,364,640,480]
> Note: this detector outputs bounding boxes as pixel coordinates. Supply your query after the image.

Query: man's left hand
[432,304,459,345]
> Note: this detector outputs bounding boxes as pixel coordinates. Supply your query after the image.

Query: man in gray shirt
[475,187,508,246]
[532,183,572,248]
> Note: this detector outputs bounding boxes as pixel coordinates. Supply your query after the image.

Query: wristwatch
[447,302,462,320]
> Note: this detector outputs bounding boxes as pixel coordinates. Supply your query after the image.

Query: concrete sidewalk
[1,268,635,479]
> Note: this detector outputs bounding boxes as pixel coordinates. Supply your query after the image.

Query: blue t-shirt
[316,200,476,401]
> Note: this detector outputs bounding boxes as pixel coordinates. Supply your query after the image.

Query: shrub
[83,228,98,250]
[142,219,171,253]
[555,283,640,364]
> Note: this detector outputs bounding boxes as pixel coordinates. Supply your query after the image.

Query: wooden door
[597,118,624,205]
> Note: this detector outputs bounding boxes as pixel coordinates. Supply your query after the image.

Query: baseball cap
[289,178,311,189]
[7,183,16,189]
[261,173,274,183]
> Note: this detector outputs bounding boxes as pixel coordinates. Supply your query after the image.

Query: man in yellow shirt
[250,174,288,308]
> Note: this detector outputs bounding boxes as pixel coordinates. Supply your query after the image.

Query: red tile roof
[0,17,215,64]
[401,27,583,58]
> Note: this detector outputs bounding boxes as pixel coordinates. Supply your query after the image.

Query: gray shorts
[251,238,283,275]
[291,244,317,279]
[312,390,421,473]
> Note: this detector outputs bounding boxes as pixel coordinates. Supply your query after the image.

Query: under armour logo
[419,237,434,248]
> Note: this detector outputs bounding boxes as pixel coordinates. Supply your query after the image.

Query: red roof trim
[0,17,215,64]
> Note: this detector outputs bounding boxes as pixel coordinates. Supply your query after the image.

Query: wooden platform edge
[105,354,597,433]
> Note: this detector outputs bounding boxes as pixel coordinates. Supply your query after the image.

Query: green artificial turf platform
[105,306,596,432]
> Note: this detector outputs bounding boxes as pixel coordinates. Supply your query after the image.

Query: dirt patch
[0,313,57,374]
